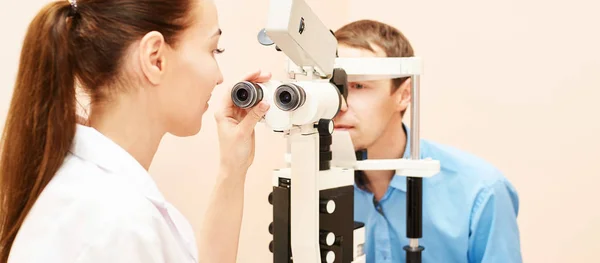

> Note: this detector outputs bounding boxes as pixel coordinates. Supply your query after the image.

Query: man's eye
[352,83,365,89]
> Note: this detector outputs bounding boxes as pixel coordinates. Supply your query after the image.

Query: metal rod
[410,76,420,159]
[405,75,424,263]
[409,238,419,247]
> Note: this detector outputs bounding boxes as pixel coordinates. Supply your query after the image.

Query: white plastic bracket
[355,158,440,178]
[334,57,423,82]
[330,130,440,178]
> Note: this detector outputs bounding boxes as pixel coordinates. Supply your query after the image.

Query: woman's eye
[214,48,225,54]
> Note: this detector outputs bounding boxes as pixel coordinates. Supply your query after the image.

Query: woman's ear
[138,31,167,86]
[394,78,412,113]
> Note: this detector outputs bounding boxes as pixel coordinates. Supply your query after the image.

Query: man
[332,20,522,263]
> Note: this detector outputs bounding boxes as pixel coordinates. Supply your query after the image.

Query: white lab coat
[8,124,199,263]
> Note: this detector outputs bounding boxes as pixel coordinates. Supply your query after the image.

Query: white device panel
[265,0,338,77]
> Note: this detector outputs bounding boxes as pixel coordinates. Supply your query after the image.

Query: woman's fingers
[237,101,270,133]
[242,70,262,81]
[250,71,272,83]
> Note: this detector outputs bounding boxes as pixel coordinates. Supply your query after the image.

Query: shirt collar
[69,124,167,207]
[390,122,450,191]
[354,123,415,193]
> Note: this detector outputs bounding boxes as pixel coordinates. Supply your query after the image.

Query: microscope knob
[320,200,336,214]
[319,231,336,246]
[257,28,274,46]
[321,250,335,263]
[268,192,273,205]
[316,119,334,135]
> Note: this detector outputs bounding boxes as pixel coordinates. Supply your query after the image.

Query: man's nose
[339,97,348,112]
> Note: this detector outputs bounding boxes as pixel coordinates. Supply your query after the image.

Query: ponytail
[1,0,195,259]
[0,2,77,260]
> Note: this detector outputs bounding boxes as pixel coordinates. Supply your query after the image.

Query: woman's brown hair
[0,0,195,260]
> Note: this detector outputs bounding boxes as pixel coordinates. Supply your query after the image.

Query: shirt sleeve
[468,179,523,263]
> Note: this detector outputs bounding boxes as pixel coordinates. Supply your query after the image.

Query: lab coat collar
[69,124,168,207]
[70,125,198,261]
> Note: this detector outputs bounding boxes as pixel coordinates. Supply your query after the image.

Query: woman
[0,0,269,262]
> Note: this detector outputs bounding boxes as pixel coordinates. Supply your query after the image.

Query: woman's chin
[169,120,203,137]
[166,107,209,137]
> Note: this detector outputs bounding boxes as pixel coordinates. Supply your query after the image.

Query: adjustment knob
[257,28,274,46]
[320,200,336,214]
[321,250,335,263]
[320,231,336,246]
[268,192,273,205]
[316,119,334,135]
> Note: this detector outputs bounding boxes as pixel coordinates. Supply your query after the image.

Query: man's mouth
[334,125,354,130]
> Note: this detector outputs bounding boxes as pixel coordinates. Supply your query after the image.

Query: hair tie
[68,0,78,17]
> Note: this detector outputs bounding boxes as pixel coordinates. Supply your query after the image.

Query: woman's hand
[214,70,271,176]
[201,70,271,263]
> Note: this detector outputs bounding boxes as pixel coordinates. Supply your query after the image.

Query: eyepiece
[231,81,263,109]
[274,83,306,111]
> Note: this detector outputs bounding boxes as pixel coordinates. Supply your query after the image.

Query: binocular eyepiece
[230,79,342,130]
[231,81,264,109]
[274,83,306,111]
[231,81,307,111]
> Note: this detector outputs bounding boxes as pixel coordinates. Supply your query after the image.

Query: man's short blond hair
[334,19,414,92]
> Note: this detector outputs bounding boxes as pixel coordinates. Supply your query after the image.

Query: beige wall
[1,0,599,262]
[345,1,600,262]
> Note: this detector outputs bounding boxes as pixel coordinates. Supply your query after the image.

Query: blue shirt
[354,124,522,263]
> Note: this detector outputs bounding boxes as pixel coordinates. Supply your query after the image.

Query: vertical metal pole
[404,75,424,263]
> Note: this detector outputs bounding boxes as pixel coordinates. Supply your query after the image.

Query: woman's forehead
[194,0,219,32]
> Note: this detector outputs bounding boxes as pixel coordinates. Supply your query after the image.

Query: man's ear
[138,31,167,86]
[393,78,412,113]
